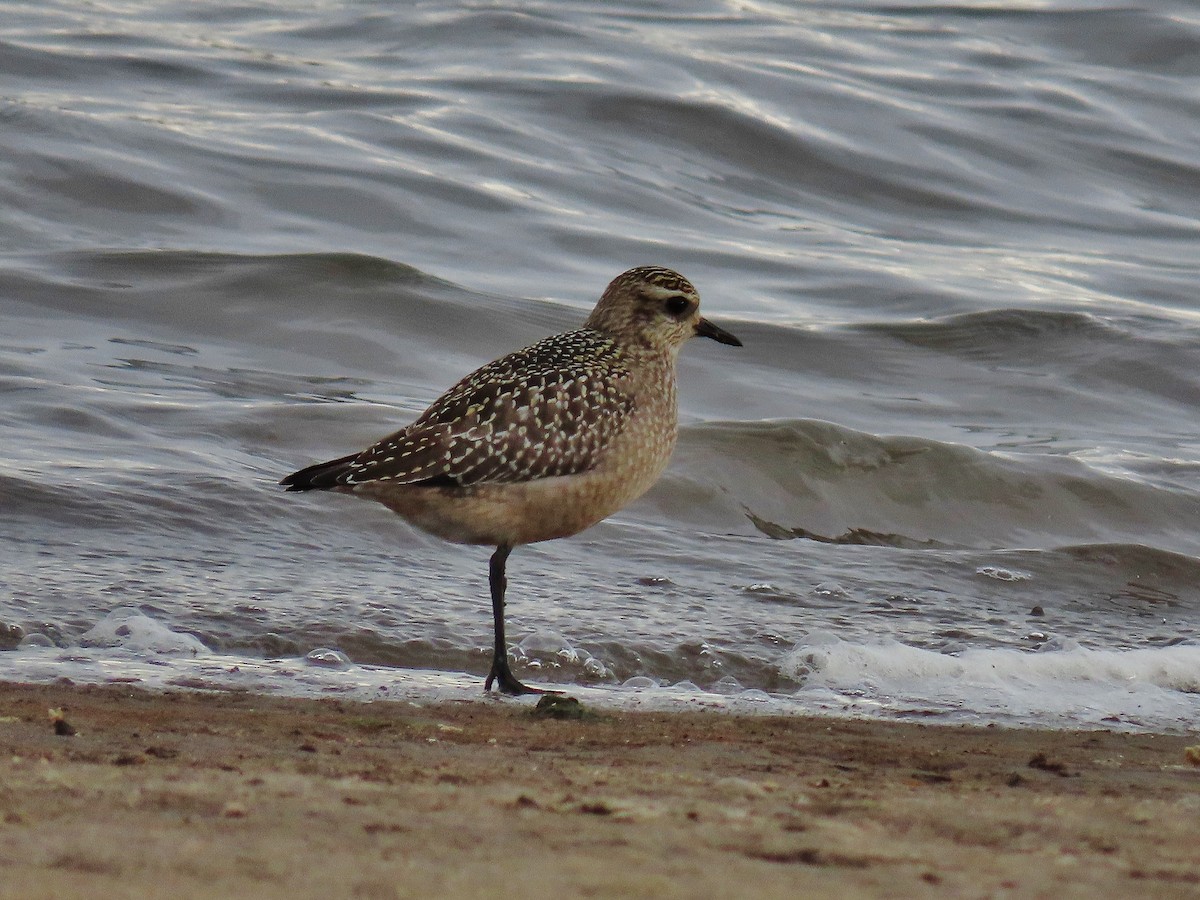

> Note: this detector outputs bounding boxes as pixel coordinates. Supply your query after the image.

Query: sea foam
[783,635,1200,730]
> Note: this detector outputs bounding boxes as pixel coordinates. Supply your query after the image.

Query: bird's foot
[485,658,557,696]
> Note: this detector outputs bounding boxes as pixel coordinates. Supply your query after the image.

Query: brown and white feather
[338,329,635,487]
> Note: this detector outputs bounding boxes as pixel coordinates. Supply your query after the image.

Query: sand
[0,680,1196,899]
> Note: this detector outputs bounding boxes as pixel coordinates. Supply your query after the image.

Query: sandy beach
[0,681,1196,898]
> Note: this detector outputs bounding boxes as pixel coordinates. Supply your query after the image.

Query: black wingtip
[280,453,359,492]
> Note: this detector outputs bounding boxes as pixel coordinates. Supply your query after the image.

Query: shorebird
[281,266,741,694]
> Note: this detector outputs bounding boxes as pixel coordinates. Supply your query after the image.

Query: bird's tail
[280,453,359,491]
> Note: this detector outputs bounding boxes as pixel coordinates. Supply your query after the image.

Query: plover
[281,266,741,694]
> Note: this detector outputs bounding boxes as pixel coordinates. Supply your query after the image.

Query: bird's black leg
[484,544,548,695]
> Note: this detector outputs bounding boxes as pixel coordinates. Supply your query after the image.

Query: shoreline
[0,680,1197,898]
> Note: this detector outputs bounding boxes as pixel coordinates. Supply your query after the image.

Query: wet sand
[0,680,1196,899]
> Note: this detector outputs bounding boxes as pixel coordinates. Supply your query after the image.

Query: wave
[784,634,1200,731]
[658,418,1200,556]
[5,614,1196,731]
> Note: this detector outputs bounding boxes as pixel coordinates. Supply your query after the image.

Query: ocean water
[2,1,1199,732]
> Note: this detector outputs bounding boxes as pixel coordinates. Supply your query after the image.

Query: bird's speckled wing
[340,330,634,487]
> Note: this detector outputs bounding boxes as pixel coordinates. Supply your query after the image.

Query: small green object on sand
[531,695,589,720]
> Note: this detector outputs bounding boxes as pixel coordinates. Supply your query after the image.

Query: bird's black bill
[695,317,743,347]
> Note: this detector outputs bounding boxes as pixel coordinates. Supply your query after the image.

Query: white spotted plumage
[338,329,636,488]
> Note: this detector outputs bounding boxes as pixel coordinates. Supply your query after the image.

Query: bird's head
[585,266,742,354]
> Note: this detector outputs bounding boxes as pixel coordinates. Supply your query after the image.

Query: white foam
[3,619,1197,732]
[514,629,614,681]
[783,636,1200,730]
[1,645,784,716]
[305,647,352,669]
[78,607,207,656]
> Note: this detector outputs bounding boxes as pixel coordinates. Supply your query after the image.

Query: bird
[281,266,742,695]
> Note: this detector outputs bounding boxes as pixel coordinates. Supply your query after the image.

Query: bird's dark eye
[664,295,691,318]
